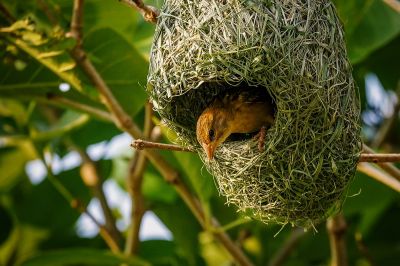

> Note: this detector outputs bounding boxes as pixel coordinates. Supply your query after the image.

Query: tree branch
[125,101,155,255]
[45,94,114,122]
[69,0,84,44]
[68,1,252,265]
[327,213,348,266]
[269,228,306,266]
[357,163,400,192]
[358,153,400,163]
[119,0,159,23]
[73,144,122,246]
[355,232,375,266]
[131,140,400,164]
[37,146,121,253]
[384,0,400,13]
[132,139,194,152]
[363,145,400,182]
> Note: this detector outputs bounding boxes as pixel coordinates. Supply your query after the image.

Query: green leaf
[31,111,90,142]
[172,151,216,208]
[69,120,120,148]
[84,27,148,117]
[142,167,177,204]
[0,99,27,127]
[56,0,156,58]
[13,166,90,233]
[0,46,108,120]
[139,240,188,266]
[0,148,28,191]
[344,172,397,235]
[334,0,400,64]
[21,248,150,266]
[153,200,204,265]
[353,35,400,91]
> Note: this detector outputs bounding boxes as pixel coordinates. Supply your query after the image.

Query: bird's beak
[202,143,215,160]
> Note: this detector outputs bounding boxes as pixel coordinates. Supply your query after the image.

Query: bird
[196,87,275,160]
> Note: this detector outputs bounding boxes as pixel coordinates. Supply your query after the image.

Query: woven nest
[147,0,361,227]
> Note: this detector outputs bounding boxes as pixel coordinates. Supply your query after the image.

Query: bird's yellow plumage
[196,88,275,160]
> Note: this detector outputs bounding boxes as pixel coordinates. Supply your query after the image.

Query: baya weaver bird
[196,87,275,160]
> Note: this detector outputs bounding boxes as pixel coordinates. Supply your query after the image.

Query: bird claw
[253,126,266,152]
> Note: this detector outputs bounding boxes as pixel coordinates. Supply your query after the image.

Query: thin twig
[357,163,400,192]
[69,0,84,44]
[76,201,121,253]
[132,139,194,152]
[73,144,122,246]
[38,145,121,253]
[327,213,348,266]
[363,145,400,182]
[269,228,306,266]
[119,0,159,23]
[355,232,375,266]
[384,0,400,13]
[68,1,252,265]
[125,101,155,255]
[358,153,400,163]
[45,93,114,122]
[131,140,400,164]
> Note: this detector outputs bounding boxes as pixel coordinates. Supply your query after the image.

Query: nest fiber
[148,0,361,227]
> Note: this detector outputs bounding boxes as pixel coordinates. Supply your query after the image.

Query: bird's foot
[253,126,266,152]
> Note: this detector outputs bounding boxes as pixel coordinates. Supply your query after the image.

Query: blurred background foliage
[0,0,399,265]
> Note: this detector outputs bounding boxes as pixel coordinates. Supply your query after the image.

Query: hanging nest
[147,0,361,227]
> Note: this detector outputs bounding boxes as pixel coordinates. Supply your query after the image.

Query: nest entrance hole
[167,81,277,145]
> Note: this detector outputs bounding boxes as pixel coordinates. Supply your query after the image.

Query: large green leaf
[153,199,204,265]
[142,166,178,204]
[21,248,149,266]
[0,40,108,118]
[84,27,148,117]
[172,151,216,207]
[13,166,91,234]
[334,0,400,64]
[344,172,398,235]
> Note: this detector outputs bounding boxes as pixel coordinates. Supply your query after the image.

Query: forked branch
[119,0,159,23]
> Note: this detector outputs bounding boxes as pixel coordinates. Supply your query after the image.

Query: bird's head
[196,108,231,160]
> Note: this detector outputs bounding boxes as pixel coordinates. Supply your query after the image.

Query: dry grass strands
[148,0,361,227]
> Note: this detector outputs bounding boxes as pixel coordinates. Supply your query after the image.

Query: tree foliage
[0,1,399,265]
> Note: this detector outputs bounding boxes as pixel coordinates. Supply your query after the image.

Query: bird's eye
[209,129,215,141]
